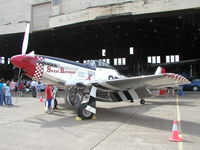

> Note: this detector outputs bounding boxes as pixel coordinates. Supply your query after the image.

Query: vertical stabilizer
[154,66,167,95]
[154,66,166,75]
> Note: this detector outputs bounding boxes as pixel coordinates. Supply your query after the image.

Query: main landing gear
[77,86,97,120]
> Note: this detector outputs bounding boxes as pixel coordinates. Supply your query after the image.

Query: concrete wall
[0,0,200,35]
[0,0,25,25]
[60,0,133,14]
[50,0,200,28]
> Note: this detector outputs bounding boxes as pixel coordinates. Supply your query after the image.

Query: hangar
[0,0,200,80]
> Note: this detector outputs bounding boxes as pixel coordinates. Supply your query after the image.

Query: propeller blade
[22,23,30,55]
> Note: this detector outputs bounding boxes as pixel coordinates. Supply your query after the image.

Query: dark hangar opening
[1,9,200,80]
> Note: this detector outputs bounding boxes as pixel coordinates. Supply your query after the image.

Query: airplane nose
[10,55,26,69]
[11,54,37,78]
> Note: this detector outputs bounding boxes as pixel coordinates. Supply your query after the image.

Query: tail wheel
[140,99,145,105]
[78,103,93,120]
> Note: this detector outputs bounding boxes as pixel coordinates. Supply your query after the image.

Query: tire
[192,86,199,92]
[64,93,74,107]
[140,99,145,105]
[78,103,93,120]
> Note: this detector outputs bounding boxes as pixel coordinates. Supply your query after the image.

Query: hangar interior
[0,8,200,80]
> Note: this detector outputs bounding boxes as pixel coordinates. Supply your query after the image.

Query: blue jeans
[5,96,12,105]
[0,90,4,106]
[47,99,52,106]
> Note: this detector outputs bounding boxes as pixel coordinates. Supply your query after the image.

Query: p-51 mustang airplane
[10,23,190,119]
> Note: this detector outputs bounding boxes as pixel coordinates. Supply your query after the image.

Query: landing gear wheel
[78,103,93,120]
[140,99,145,105]
[53,99,57,109]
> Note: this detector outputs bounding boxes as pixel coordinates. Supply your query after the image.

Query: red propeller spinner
[10,54,37,78]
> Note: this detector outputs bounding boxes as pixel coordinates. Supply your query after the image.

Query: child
[10,79,16,96]
[3,81,13,106]
[45,84,52,113]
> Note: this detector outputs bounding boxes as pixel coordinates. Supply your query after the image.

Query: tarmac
[0,92,199,150]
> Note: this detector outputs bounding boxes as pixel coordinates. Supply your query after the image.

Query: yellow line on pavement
[176,95,183,150]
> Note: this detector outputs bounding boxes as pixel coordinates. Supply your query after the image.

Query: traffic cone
[39,98,43,102]
[169,120,183,142]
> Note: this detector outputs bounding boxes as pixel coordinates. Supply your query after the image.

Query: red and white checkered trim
[33,56,44,82]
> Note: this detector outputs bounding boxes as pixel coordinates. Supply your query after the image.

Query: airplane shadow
[24,98,200,138]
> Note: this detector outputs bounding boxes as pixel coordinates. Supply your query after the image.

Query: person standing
[3,81,13,106]
[30,80,37,97]
[18,80,23,97]
[0,79,4,106]
[40,82,45,98]
[36,82,41,98]
[10,79,16,96]
[45,85,53,113]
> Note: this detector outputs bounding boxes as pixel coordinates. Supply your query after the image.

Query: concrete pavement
[0,93,199,150]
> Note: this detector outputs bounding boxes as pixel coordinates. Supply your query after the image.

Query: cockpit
[86,60,114,69]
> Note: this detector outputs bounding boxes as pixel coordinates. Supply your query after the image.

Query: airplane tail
[154,66,166,75]
[154,66,166,95]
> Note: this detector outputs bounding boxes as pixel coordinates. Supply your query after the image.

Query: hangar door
[32,3,51,31]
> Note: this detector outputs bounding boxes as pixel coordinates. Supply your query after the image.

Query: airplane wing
[90,73,190,99]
